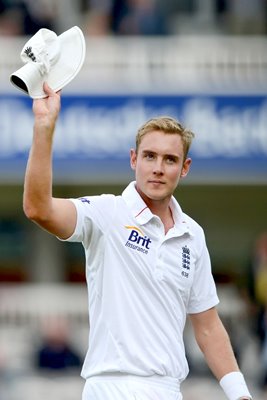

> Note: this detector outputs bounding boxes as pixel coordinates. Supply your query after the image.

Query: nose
[153,158,164,175]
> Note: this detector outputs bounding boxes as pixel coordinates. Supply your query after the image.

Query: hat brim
[10,26,86,99]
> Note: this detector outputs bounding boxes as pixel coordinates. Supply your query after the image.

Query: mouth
[148,180,165,185]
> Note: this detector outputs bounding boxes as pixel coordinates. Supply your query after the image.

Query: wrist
[34,117,56,133]
[219,372,252,400]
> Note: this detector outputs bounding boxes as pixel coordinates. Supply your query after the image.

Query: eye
[166,156,177,164]
[144,152,155,160]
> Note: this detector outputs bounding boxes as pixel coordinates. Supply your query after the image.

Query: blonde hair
[136,116,195,160]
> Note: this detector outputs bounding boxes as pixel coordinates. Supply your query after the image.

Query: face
[130,130,191,204]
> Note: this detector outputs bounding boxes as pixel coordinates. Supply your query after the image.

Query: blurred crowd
[246,232,267,390]
[0,0,267,36]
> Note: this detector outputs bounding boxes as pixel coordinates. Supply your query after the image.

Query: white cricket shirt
[65,181,219,382]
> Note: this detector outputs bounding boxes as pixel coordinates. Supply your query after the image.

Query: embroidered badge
[79,197,90,204]
[181,245,190,278]
[24,46,36,62]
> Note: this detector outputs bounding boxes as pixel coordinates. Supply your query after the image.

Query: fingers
[43,82,61,97]
[43,81,53,96]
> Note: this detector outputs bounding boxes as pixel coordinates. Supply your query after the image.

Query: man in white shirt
[23,82,252,400]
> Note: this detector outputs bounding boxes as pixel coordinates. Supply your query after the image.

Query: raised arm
[23,82,77,239]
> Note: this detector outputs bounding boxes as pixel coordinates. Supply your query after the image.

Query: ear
[180,158,192,179]
[130,148,137,171]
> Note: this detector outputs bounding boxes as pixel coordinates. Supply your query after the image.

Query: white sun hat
[10,26,86,99]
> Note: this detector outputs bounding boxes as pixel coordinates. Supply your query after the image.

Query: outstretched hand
[32,82,61,126]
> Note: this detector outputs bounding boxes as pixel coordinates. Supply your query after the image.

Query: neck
[154,204,174,234]
[137,189,174,234]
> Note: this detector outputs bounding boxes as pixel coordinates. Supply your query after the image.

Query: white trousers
[82,374,182,400]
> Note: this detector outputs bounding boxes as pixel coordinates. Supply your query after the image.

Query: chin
[137,183,171,201]
[146,189,169,201]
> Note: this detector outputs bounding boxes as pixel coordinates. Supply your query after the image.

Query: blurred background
[0,0,267,399]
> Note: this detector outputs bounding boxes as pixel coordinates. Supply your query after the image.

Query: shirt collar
[122,181,153,225]
[169,196,194,237]
[122,181,194,236]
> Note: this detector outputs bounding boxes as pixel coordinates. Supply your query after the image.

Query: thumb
[43,82,56,97]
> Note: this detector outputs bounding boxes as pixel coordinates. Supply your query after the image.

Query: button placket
[155,240,166,280]
[150,217,165,279]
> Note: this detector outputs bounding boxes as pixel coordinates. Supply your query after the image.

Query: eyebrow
[142,150,180,160]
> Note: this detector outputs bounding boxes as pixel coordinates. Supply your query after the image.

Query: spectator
[0,0,56,36]
[111,0,168,35]
[36,316,82,371]
[83,0,168,36]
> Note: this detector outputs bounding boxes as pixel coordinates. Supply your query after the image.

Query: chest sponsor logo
[124,226,152,255]
[181,245,191,278]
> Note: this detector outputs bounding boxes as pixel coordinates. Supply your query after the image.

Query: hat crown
[10,26,86,99]
[21,29,60,75]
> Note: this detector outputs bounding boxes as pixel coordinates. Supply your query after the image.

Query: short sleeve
[60,194,116,245]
